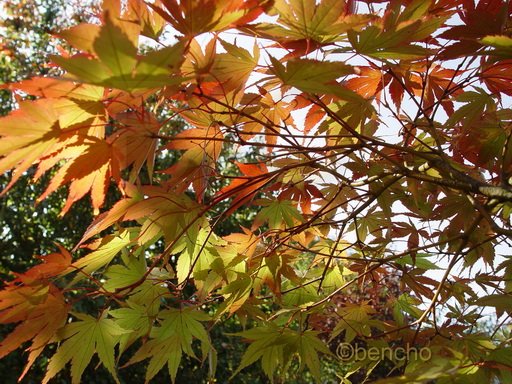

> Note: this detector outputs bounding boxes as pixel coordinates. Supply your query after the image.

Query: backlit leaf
[42,312,128,384]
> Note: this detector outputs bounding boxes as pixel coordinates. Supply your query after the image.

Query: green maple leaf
[474,294,512,318]
[269,57,364,102]
[295,331,332,381]
[69,229,136,284]
[251,0,370,44]
[103,254,147,292]
[232,324,285,378]
[480,35,512,58]
[43,312,128,384]
[330,302,375,343]
[128,307,211,383]
[392,293,423,325]
[174,226,221,284]
[217,272,253,316]
[233,325,331,382]
[110,301,154,356]
[53,13,185,91]
[253,199,304,230]
[347,0,445,60]
[93,11,137,81]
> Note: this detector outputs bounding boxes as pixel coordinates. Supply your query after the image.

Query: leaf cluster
[2,1,512,383]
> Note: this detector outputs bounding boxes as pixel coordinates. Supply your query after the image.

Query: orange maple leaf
[0,248,71,379]
[162,124,224,201]
[36,138,120,215]
[151,0,267,38]
[346,66,389,100]
[217,161,272,216]
[110,110,160,182]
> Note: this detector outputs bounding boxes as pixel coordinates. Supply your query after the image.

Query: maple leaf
[481,59,512,98]
[273,160,324,214]
[77,182,143,244]
[104,255,173,355]
[233,324,331,382]
[4,77,107,139]
[53,11,185,91]
[240,0,371,59]
[78,185,203,248]
[302,102,327,133]
[346,65,389,100]
[124,188,205,246]
[3,0,512,383]
[23,245,73,280]
[163,123,224,201]
[110,110,161,182]
[223,227,259,260]
[107,255,171,322]
[0,247,71,379]
[252,249,300,295]
[56,21,100,51]
[252,198,304,230]
[127,0,167,40]
[381,63,422,109]
[0,82,126,214]
[0,99,61,195]
[391,293,423,325]
[217,161,272,216]
[217,272,253,315]
[182,37,259,96]
[232,91,295,148]
[68,229,136,283]
[416,64,462,115]
[0,285,69,379]
[174,226,223,284]
[439,0,510,59]
[51,10,136,86]
[210,39,260,93]
[3,77,104,100]
[109,301,154,356]
[127,307,211,383]
[0,260,69,325]
[330,302,376,343]
[186,228,259,304]
[150,0,266,38]
[103,255,148,293]
[347,0,444,61]
[23,107,159,216]
[34,137,117,215]
[42,312,128,384]
[270,57,360,102]
[480,35,512,58]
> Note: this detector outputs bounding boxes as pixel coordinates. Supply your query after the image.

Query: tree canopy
[1,0,512,383]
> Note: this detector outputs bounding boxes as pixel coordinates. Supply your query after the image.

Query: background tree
[1,1,512,384]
